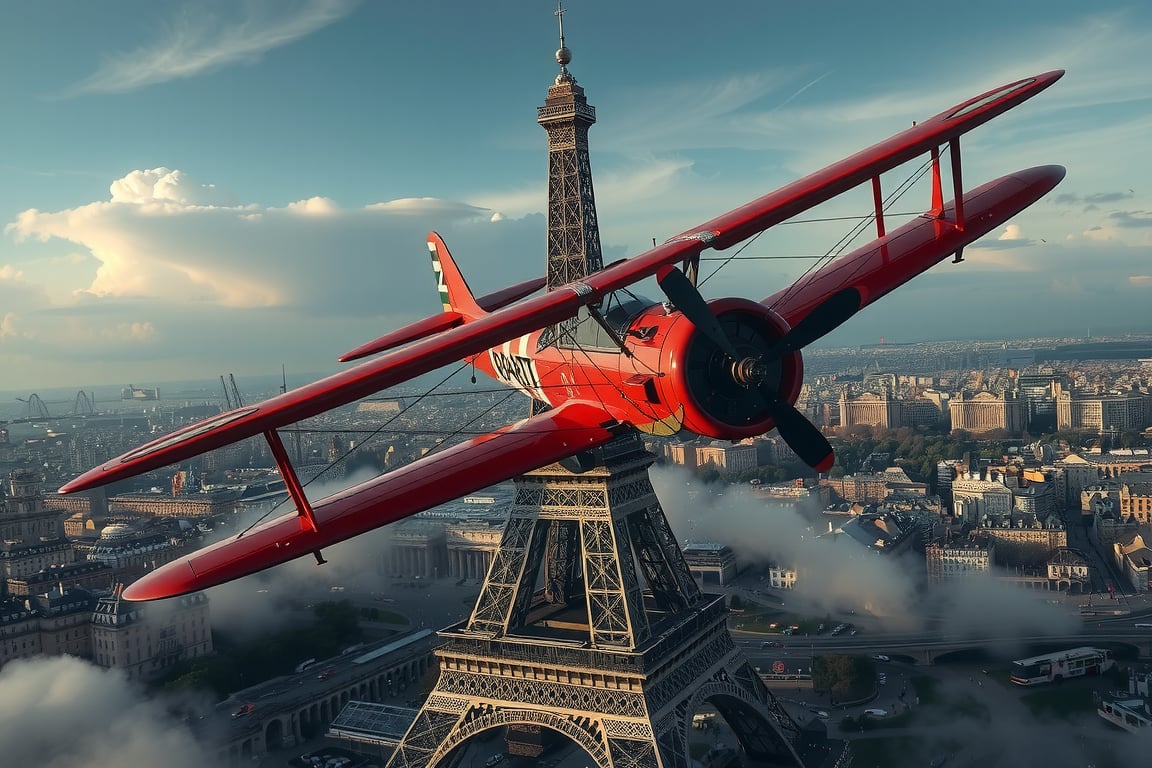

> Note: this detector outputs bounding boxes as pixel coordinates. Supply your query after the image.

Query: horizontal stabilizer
[476,275,546,311]
[339,311,464,362]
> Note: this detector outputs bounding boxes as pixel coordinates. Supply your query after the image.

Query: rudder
[428,232,483,319]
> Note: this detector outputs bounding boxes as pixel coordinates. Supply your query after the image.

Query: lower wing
[762,165,1065,327]
[122,401,622,600]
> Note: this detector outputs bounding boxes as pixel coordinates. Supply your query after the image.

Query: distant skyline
[2,1,1151,392]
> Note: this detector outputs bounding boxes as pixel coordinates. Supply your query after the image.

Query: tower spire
[538,0,603,336]
[554,0,573,83]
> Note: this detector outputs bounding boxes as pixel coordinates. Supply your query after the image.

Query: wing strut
[907,137,969,263]
[263,429,321,534]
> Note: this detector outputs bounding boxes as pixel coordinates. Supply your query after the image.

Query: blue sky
[1,0,1150,393]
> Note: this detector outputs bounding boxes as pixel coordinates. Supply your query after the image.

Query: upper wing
[61,71,1061,494]
[121,401,622,600]
[763,165,1066,326]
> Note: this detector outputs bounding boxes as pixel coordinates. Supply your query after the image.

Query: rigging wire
[698,157,936,317]
[234,361,479,537]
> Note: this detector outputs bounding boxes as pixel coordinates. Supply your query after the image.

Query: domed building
[83,518,195,584]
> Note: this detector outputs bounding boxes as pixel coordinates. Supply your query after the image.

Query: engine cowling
[650,297,805,440]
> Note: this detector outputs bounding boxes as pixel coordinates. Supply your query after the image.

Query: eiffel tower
[385,6,810,768]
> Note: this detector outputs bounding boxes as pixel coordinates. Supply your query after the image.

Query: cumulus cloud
[110,168,235,206]
[967,223,1041,251]
[2,166,547,389]
[65,0,358,95]
[0,656,217,768]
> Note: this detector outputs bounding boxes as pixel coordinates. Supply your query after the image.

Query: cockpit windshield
[566,289,655,351]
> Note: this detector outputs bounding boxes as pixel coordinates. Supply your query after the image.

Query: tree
[812,654,873,696]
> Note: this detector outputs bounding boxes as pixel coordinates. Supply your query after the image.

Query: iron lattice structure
[385,433,807,768]
[537,64,604,349]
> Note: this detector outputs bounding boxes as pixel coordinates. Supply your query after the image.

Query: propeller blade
[764,287,862,359]
[764,397,835,472]
[658,265,738,358]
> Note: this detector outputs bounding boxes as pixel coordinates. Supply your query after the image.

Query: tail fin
[428,232,483,319]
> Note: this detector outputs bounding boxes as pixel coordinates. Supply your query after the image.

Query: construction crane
[219,374,244,410]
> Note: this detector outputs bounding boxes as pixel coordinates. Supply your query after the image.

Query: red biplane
[61,71,1066,600]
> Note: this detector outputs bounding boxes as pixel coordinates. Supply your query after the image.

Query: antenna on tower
[554,0,573,81]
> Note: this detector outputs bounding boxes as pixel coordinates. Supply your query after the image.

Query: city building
[948,389,1028,434]
[0,469,73,591]
[1113,534,1152,593]
[444,519,502,580]
[663,440,699,469]
[751,479,831,510]
[682,541,738,586]
[951,471,1015,524]
[767,562,797,590]
[384,520,446,580]
[829,511,918,556]
[820,473,893,505]
[695,442,758,474]
[925,535,994,584]
[1055,383,1152,432]
[6,560,112,597]
[1047,548,1091,593]
[107,486,243,519]
[81,519,195,585]
[91,587,212,681]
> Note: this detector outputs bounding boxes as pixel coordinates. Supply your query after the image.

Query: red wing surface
[762,165,1066,325]
[121,401,621,600]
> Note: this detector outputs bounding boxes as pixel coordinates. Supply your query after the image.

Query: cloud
[1109,210,1152,228]
[650,467,1076,637]
[65,0,358,95]
[2,166,548,390]
[110,168,235,206]
[198,467,392,640]
[967,223,1042,251]
[0,656,217,768]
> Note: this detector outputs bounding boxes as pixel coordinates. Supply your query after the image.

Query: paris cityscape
[5,334,1152,768]
[3,3,1152,768]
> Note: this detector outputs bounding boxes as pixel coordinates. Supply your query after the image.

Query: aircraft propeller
[656,265,738,358]
[656,266,859,472]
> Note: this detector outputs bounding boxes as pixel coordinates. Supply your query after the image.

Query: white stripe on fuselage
[489,334,550,404]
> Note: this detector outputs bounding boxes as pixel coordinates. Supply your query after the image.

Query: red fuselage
[472,296,804,440]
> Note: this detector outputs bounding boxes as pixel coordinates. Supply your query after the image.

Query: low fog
[650,466,1079,639]
[0,655,218,768]
[190,466,396,640]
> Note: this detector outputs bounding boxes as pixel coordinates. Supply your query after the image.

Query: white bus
[1010,647,1114,686]
[1134,622,1152,629]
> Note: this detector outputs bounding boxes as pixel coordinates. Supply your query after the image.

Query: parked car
[484,755,504,768]
[863,708,888,718]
